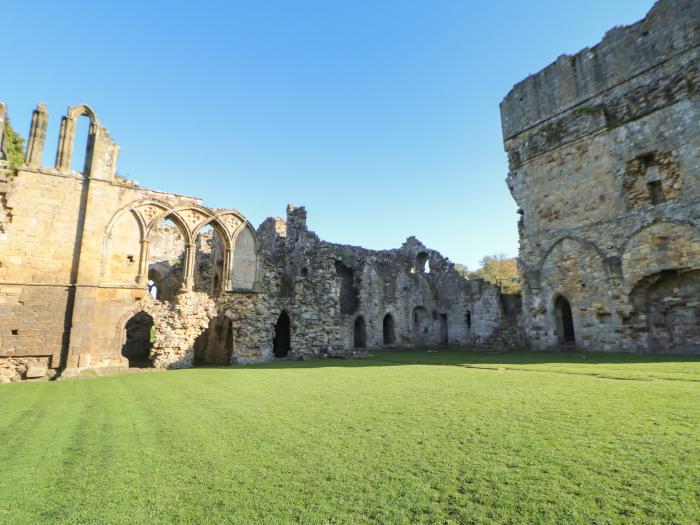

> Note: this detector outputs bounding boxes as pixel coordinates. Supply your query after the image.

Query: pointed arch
[354,315,367,349]
[382,313,396,345]
[273,311,291,357]
[621,220,700,288]
[101,209,143,285]
[67,103,100,125]
[541,236,607,270]
[232,224,258,290]
[553,294,576,344]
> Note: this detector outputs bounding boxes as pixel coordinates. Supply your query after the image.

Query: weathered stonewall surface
[501,0,700,352]
[0,103,519,380]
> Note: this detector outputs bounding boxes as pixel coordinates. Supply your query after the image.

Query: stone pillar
[137,238,150,286]
[222,247,233,292]
[83,122,98,176]
[183,243,195,291]
[0,103,6,161]
[55,115,75,173]
[25,103,49,168]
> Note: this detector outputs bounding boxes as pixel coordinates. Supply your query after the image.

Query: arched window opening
[70,115,93,174]
[147,279,158,299]
[414,252,429,274]
[354,316,367,349]
[194,316,234,365]
[273,311,291,358]
[232,226,257,290]
[383,314,396,345]
[335,261,358,314]
[121,311,154,367]
[194,223,226,296]
[554,296,576,344]
[630,270,700,353]
[147,218,186,301]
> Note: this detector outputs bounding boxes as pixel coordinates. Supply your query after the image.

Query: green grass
[1,349,699,524]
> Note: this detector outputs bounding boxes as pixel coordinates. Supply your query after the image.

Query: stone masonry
[0,104,517,381]
[501,0,700,352]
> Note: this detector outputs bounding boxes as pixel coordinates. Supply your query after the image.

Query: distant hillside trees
[457,253,521,293]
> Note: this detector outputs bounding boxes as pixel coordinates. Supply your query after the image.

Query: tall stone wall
[239,204,516,361]
[501,0,700,352]
[0,102,519,381]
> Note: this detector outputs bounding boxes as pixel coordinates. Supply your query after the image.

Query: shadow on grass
[192,347,700,372]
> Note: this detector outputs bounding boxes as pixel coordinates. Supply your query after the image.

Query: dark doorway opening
[194,316,234,365]
[354,316,367,349]
[122,311,154,367]
[273,311,291,357]
[440,314,448,346]
[555,296,576,344]
[383,314,395,345]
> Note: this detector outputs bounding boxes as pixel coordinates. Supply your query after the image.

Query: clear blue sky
[3,0,654,269]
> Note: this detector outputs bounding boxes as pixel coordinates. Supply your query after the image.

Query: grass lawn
[1,349,699,524]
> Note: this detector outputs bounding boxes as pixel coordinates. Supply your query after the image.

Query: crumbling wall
[245,204,518,359]
[1,96,520,381]
[501,0,700,352]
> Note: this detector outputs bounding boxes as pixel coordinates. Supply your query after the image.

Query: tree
[454,263,469,278]
[3,117,25,173]
[474,253,521,293]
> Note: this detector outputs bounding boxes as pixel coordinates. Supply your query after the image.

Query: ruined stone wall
[501,0,700,352]
[0,103,260,380]
[238,205,516,361]
[1,100,519,381]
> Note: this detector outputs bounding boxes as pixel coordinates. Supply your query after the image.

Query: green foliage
[472,253,521,293]
[0,349,698,523]
[3,117,25,172]
[454,263,469,278]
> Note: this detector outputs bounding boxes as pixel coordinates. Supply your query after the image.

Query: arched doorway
[354,316,367,349]
[383,314,395,345]
[554,296,575,344]
[631,269,700,353]
[121,311,154,367]
[273,311,291,358]
[413,306,430,343]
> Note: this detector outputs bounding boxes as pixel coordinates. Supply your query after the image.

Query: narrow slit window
[647,180,664,205]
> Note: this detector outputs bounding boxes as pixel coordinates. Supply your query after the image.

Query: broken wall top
[500,0,700,141]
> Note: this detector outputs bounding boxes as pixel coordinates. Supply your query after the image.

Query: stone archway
[383,314,396,345]
[354,316,367,349]
[273,311,291,358]
[121,311,154,367]
[631,269,700,353]
[554,296,575,344]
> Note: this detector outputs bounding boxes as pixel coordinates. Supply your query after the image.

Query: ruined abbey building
[2,0,697,383]
[0,103,517,381]
[501,0,700,353]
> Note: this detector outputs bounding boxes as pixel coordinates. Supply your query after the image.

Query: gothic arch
[231,223,258,290]
[114,299,159,359]
[100,209,144,285]
[540,236,607,271]
[621,221,700,289]
[146,210,193,245]
[67,103,100,125]
[540,237,607,305]
[193,217,232,251]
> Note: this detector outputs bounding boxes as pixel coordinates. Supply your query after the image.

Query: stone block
[25,366,47,378]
